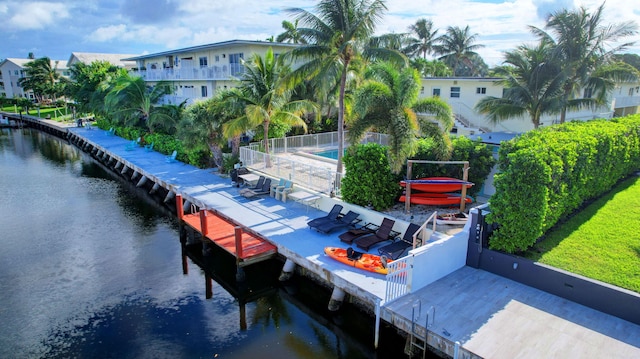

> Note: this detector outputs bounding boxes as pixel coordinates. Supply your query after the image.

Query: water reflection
[0,128,407,359]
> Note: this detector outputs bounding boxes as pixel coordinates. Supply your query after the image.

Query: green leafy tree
[434,25,484,76]
[67,61,127,115]
[222,48,317,165]
[410,58,452,77]
[403,18,439,59]
[349,62,453,173]
[530,3,639,123]
[341,143,399,210]
[285,0,405,175]
[103,74,174,132]
[475,41,565,128]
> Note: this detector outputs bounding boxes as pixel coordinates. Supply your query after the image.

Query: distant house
[66,52,138,70]
[0,58,68,100]
[122,39,298,105]
[420,76,639,134]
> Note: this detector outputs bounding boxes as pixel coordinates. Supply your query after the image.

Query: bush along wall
[488,115,640,253]
[341,143,400,211]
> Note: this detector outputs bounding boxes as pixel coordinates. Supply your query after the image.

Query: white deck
[70,126,640,358]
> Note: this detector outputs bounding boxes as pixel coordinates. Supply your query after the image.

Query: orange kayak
[400,177,473,193]
[399,192,472,206]
[324,247,389,275]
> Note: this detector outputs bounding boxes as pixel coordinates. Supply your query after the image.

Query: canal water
[0,128,413,359]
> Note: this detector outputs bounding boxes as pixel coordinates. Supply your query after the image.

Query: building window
[215,55,220,62]
[476,87,486,94]
[199,57,208,68]
[201,85,208,97]
[450,87,460,98]
[630,88,635,96]
[432,88,441,97]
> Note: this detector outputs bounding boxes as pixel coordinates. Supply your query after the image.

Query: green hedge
[488,115,640,253]
[407,136,496,197]
[341,143,400,210]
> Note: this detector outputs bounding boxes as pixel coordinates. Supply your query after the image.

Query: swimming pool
[314,149,346,160]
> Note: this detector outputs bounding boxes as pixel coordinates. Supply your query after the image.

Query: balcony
[613,96,640,109]
[135,64,245,82]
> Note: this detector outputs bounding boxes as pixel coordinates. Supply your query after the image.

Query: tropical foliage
[18,57,67,102]
[433,26,485,76]
[286,0,405,174]
[488,116,640,253]
[349,61,453,173]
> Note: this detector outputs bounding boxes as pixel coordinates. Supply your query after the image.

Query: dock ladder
[410,299,435,359]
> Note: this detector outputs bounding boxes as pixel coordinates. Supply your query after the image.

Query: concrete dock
[5,114,639,358]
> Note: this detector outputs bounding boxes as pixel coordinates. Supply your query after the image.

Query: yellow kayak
[324,247,389,275]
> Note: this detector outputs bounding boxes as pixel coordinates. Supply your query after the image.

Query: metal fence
[239,131,388,194]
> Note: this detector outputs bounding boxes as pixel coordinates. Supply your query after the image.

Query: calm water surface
[0,128,407,358]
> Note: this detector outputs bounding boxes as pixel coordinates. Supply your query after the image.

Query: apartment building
[0,58,68,99]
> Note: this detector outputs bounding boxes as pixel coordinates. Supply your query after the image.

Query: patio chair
[125,137,140,151]
[270,178,285,197]
[144,142,154,152]
[314,210,360,234]
[339,222,379,244]
[377,223,421,260]
[165,150,177,163]
[275,180,294,202]
[105,127,115,136]
[242,178,272,198]
[307,204,343,229]
[354,217,396,251]
[239,176,265,195]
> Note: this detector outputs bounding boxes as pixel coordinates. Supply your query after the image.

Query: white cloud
[88,24,128,42]
[7,1,70,30]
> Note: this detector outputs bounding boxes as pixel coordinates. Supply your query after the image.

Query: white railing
[383,212,438,303]
[135,64,245,81]
[261,131,389,154]
[240,146,342,195]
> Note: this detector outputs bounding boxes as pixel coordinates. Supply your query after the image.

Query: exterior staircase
[453,114,490,134]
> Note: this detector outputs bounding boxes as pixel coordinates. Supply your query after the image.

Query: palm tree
[411,58,452,77]
[434,25,484,76]
[276,20,307,44]
[18,57,64,102]
[68,61,126,116]
[475,41,565,129]
[403,18,439,59]
[222,48,317,166]
[285,0,405,175]
[103,74,174,131]
[349,62,453,172]
[530,3,638,123]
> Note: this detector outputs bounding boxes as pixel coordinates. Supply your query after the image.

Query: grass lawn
[1,105,72,122]
[525,175,640,293]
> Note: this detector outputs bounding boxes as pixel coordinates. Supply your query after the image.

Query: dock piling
[328,287,345,311]
[278,258,296,281]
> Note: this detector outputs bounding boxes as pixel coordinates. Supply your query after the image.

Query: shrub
[406,136,496,197]
[341,143,400,210]
[488,115,640,253]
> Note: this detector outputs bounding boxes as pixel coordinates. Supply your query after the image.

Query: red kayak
[399,192,472,206]
[400,177,473,193]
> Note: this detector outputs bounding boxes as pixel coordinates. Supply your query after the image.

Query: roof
[0,57,68,70]
[122,39,299,61]
[67,52,138,68]
[422,76,502,82]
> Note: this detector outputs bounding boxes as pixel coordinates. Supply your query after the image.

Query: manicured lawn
[1,105,72,122]
[525,175,640,293]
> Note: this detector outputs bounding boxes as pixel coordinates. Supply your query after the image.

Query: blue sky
[1,0,638,67]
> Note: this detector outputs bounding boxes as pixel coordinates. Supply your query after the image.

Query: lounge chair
[144,142,154,152]
[105,127,115,136]
[275,180,294,202]
[165,150,177,163]
[270,178,285,197]
[242,178,272,198]
[377,223,421,260]
[239,176,265,195]
[307,204,343,229]
[339,222,379,244]
[314,210,360,234]
[354,217,396,251]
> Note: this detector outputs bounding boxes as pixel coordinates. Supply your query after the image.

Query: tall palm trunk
[263,120,272,167]
[336,61,349,176]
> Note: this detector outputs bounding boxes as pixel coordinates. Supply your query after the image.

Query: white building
[123,40,298,105]
[0,58,68,100]
[420,76,638,134]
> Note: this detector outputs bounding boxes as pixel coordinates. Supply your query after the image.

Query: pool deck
[58,125,640,358]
